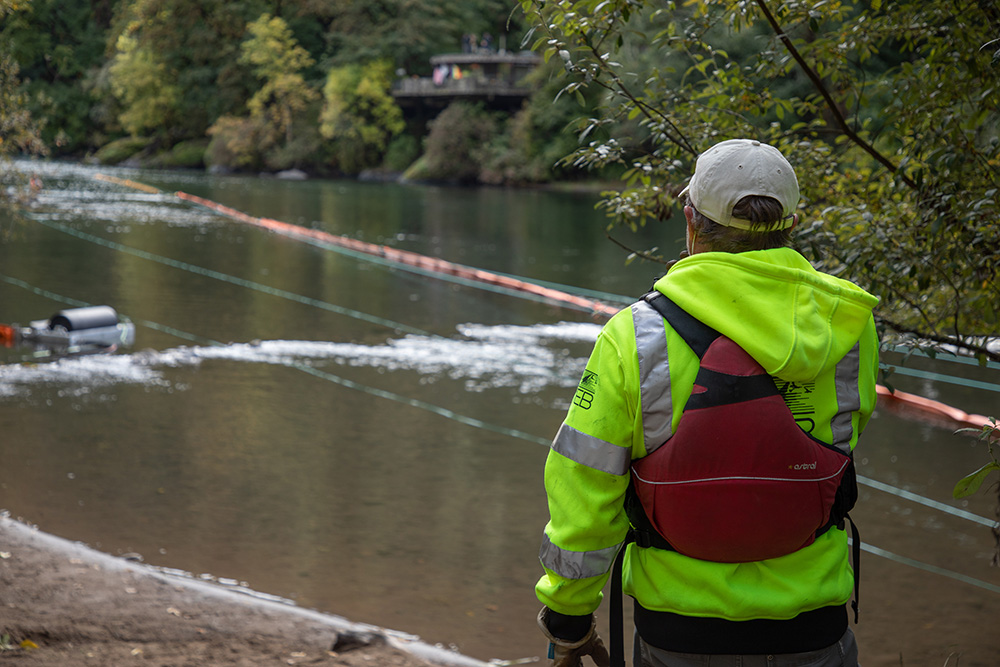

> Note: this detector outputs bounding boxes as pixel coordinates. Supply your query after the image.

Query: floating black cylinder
[48,306,120,331]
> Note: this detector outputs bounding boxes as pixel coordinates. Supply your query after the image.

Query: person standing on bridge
[535,139,879,667]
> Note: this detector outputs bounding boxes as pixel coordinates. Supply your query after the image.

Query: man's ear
[684,207,697,255]
[790,213,799,230]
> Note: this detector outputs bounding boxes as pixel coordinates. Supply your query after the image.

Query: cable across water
[7,174,998,598]
[2,269,997,598]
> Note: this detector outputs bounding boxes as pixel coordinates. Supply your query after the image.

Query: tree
[2,0,544,171]
[0,0,113,152]
[319,59,404,174]
[493,57,616,183]
[0,57,45,159]
[1,1,47,212]
[244,13,318,145]
[318,0,528,73]
[418,101,501,184]
[0,0,45,158]
[518,0,1000,362]
[106,0,271,145]
[207,12,320,171]
[109,32,181,138]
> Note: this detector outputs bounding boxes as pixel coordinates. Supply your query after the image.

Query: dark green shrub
[158,139,209,168]
[420,102,500,184]
[382,133,420,173]
[92,136,153,164]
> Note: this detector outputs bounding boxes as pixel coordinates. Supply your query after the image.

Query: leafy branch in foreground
[953,418,1000,566]
[518,0,1000,361]
[954,419,1000,500]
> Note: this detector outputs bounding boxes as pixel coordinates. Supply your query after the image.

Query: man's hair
[687,194,792,253]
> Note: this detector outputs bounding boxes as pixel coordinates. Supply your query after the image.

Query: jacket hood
[655,247,878,382]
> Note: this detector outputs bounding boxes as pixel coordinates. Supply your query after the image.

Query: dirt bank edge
[0,514,489,667]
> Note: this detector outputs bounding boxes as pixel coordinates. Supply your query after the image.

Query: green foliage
[2,0,546,176]
[0,48,46,213]
[0,0,111,152]
[0,54,45,159]
[490,57,609,183]
[157,139,209,168]
[953,460,1000,499]
[953,419,1000,499]
[319,60,405,174]
[0,1,45,157]
[206,114,267,170]
[953,417,1000,565]
[0,3,46,217]
[92,135,152,164]
[382,133,420,172]
[320,0,529,74]
[401,153,432,181]
[518,0,1000,359]
[418,101,501,184]
[207,12,321,171]
[242,13,316,82]
[241,13,318,145]
[268,119,324,172]
[105,0,268,145]
[109,33,181,138]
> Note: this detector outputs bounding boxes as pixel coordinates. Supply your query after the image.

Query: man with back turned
[535,139,879,667]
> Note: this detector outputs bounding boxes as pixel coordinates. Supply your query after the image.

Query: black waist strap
[609,518,861,667]
[609,534,632,667]
[633,603,848,654]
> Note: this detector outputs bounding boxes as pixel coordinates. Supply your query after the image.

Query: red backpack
[626,291,857,563]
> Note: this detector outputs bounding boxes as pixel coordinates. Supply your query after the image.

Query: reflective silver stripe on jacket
[551,423,630,476]
[632,300,673,455]
[830,342,862,454]
[539,533,622,579]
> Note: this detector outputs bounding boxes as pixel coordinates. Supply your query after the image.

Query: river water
[1,160,998,666]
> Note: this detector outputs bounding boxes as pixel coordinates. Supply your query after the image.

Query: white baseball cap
[679,139,799,230]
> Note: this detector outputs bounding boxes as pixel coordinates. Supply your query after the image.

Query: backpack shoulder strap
[642,291,718,358]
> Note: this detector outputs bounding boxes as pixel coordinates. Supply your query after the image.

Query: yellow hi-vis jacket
[536,247,879,623]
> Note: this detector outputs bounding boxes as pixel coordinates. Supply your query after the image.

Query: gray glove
[537,607,610,667]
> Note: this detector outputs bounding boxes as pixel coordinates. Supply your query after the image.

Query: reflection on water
[1,160,999,666]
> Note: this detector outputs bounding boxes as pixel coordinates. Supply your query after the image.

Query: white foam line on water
[12,160,222,227]
[32,193,221,227]
[0,321,602,399]
[457,321,603,343]
[0,352,172,397]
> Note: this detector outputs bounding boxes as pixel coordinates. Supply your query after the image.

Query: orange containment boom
[174,191,621,319]
[89,175,994,436]
[876,385,991,431]
[94,173,162,195]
